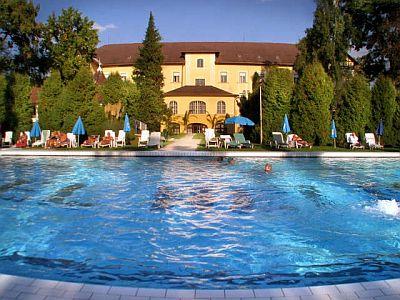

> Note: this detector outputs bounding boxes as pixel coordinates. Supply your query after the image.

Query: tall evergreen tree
[59,67,105,134]
[336,73,371,143]
[0,74,7,131]
[343,0,400,85]
[295,0,352,82]
[291,61,334,145]
[44,7,99,82]
[371,76,398,145]
[38,71,64,130]
[133,12,168,131]
[10,73,33,132]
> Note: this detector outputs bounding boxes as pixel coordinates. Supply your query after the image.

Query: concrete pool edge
[0,148,399,158]
[0,273,399,299]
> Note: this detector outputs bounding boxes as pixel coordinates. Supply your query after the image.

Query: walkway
[0,273,399,300]
[161,134,200,151]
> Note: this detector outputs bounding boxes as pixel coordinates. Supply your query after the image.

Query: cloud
[93,22,117,33]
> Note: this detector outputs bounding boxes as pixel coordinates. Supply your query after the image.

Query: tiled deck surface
[0,149,399,158]
[0,274,399,300]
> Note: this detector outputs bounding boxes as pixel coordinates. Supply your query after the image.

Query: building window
[220,72,227,83]
[169,101,178,114]
[215,123,226,134]
[120,72,127,81]
[197,58,204,68]
[217,101,226,114]
[189,101,206,114]
[239,72,247,83]
[170,123,180,134]
[173,72,180,83]
[195,79,205,86]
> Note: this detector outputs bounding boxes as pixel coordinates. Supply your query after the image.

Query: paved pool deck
[0,273,399,300]
[0,148,399,158]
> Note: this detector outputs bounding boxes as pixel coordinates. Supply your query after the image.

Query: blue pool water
[0,157,400,289]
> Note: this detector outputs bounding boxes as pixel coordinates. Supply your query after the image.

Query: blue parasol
[123,113,131,133]
[225,116,255,126]
[282,114,291,134]
[330,119,337,148]
[72,116,86,146]
[30,120,41,139]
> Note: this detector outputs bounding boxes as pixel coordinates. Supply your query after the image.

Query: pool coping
[0,273,399,300]
[0,148,399,158]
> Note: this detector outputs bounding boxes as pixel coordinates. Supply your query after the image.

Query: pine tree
[261,67,294,142]
[336,73,372,143]
[0,74,7,130]
[38,71,64,130]
[133,12,168,131]
[60,67,105,134]
[295,0,351,82]
[371,76,398,145]
[292,61,334,145]
[11,73,33,132]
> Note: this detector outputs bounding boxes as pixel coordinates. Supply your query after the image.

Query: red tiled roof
[164,85,236,97]
[96,42,298,67]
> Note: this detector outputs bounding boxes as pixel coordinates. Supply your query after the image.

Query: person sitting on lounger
[46,131,61,148]
[58,132,70,147]
[100,132,113,146]
[292,134,312,148]
[82,135,97,147]
[16,132,28,148]
[349,132,361,146]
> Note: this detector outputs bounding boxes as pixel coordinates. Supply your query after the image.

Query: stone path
[0,274,400,300]
[161,134,200,151]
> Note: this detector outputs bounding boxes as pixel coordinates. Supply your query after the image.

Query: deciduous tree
[10,73,33,132]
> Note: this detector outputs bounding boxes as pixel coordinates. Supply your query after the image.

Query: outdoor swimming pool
[0,157,399,289]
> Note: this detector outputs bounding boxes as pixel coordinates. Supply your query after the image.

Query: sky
[33,0,316,46]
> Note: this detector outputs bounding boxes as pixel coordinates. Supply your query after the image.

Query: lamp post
[259,72,264,145]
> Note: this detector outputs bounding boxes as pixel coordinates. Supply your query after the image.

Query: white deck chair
[67,133,77,148]
[345,132,364,149]
[99,130,116,148]
[205,128,219,148]
[32,130,50,148]
[2,131,13,147]
[115,130,126,147]
[24,131,31,147]
[272,132,289,149]
[365,133,383,150]
[138,130,149,147]
[148,132,161,149]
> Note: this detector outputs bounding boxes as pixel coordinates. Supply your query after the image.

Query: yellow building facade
[95,42,298,133]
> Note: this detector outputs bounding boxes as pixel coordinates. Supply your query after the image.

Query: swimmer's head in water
[265,163,272,173]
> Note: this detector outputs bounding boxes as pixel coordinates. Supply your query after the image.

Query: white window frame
[239,72,247,83]
[169,101,178,114]
[195,78,205,86]
[217,101,226,114]
[189,101,206,114]
[173,72,180,83]
[220,72,228,83]
[197,58,204,68]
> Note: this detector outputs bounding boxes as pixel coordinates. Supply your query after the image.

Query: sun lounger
[148,131,161,149]
[346,132,364,149]
[32,130,50,148]
[24,131,31,147]
[233,133,253,148]
[67,133,77,148]
[2,131,13,147]
[99,130,115,148]
[219,134,237,149]
[365,133,383,150]
[81,135,99,148]
[205,128,219,148]
[272,132,289,149]
[115,130,126,147]
[138,130,149,147]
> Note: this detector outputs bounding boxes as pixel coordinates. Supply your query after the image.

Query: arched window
[217,101,226,114]
[169,101,178,114]
[189,101,206,114]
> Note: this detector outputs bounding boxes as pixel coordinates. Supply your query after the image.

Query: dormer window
[197,59,204,68]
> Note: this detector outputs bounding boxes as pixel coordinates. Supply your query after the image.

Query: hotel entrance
[188,123,207,133]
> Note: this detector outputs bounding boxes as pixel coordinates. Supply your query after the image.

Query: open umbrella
[376,119,384,145]
[123,113,131,133]
[282,114,291,134]
[72,116,86,146]
[330,119,337,148]
[30,120,41,142]
[225,116,255,126]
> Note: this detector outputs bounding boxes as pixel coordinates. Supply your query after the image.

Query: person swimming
[264,163,272,173]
